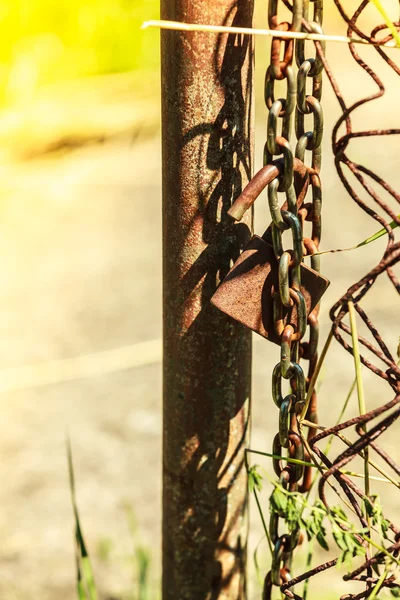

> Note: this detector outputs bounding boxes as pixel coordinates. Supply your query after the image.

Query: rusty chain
[263,1,400,599]
[262,1,326,597]
[275,2,400,600]
[210,1,399,597]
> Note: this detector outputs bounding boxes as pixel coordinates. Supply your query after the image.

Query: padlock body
[211,236,329,344]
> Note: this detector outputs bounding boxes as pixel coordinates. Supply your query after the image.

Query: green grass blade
[313,214,400,256]
[368,0,400,47]
[246,448,316,468]
[77,581,87,600]
[253,536,267,588]
[246,449,390,483]
[359,214,400,246]
[347,301,370,496]
[369,566,389,600]
[348,301,372,560]
[123,502,155,600]
[302,539,314,600]
[253,487,273,556]
[67,437,98,600]
[244,450,273,556]
[300,330,334,422]
[323,377,356,459]
[81,557,98,600]
[136,547,151,600]
[305,374,356,500]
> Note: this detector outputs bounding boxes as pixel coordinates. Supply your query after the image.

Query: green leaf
[391,586,400,598]
[285,493,304,533]
[301,499,328,544]
[365,495,391,541]
[381,519,390,538]
[248,465,263,493]
[354,544,366,558]
[270,486,287,515]
[332,529,348,552]
[316,531,329,551]
[336,549,346,568]
[330,506,349,523]
[364,497,375,518]
[342,550,354,571]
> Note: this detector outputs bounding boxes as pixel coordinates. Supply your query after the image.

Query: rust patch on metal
[211,236,329,343]
[161,0,255,598]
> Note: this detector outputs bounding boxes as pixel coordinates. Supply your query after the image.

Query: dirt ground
[0,36,399,600]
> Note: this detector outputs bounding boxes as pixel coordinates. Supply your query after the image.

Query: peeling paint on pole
[161,1,254,598]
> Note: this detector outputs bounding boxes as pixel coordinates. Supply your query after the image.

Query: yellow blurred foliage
[0,0,159,107]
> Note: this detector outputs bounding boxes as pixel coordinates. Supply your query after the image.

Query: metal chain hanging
[262,0,325,597]
[265,2,400,599]
[293,0,324,496]
[209,1,399,597]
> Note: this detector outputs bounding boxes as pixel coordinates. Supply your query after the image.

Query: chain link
[263,0,325,594]
[295,0,324,499]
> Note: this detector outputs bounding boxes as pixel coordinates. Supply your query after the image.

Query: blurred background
[0,1,398,599]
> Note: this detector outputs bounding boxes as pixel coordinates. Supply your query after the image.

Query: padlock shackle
[228,157,309,222]
[228,160,281,221]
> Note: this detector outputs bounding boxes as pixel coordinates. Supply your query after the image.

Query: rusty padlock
[211,160,330,344]
[211,235,329,344]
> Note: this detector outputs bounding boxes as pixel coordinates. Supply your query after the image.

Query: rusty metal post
[161,1,254,598]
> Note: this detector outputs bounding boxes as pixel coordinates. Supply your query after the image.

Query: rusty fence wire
[279,1,400,598]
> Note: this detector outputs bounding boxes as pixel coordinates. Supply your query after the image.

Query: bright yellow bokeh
[0,0,159,107]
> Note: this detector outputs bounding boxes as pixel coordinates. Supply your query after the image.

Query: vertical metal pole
[161,1,254,599]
